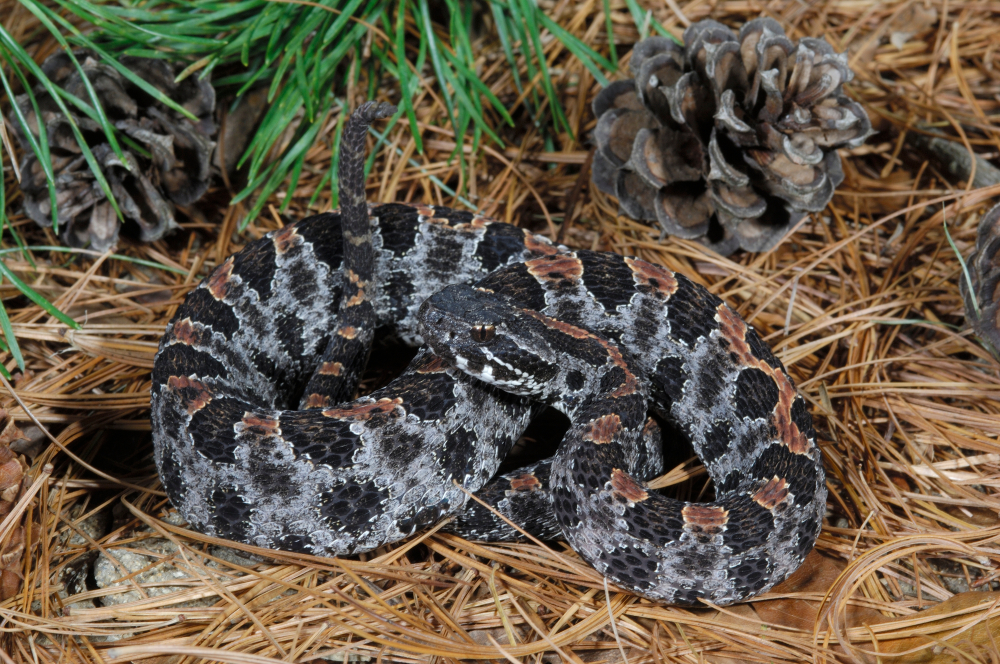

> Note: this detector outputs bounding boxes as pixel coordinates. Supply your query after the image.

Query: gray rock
[63,510,111,548]
[93,537,213,609]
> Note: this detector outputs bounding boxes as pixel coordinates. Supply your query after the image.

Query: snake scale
[151,102,826,606]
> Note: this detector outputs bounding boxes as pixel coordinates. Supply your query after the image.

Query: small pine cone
[0,409,30,601]
[960,202,1000,360]
[592,19,872,255]
[10,51,216,250]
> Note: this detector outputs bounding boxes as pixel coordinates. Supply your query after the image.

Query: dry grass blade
[3,0,1000,662]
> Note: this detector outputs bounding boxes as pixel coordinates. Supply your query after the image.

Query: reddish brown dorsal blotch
[523,309,592,339]
[343,270,368,307]
[610,469,648,503]
[322,398,402,420]
[753,477,790,510]
[303,394,331,409]
[167,376,212,414]
[206,257,235,301]
[682,504,729,532]
[318,362,343,376]
[715,304,811,455]
[523,232,560,256]
[525,255,583,283]
[346,288,366,307]
[414,204,437,220]
[521,311,639,398]
[602,343,640,398]
[509,473,542,492]
[171,318,201,346]
[273,226,300,254]
[241,413,279,435]
[625,257,679,297]
[583,414,622,444]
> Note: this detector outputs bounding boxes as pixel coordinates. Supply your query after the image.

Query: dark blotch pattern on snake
[151,104,825,606]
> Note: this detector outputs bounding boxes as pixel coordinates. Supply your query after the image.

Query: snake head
[417,284,560,397]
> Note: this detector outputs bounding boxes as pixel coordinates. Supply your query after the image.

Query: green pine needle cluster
[4,0,625,221]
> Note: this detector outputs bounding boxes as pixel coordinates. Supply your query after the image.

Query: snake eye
[470,324,496,343]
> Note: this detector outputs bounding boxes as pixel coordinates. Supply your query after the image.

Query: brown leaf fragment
[866,592,1000,664]
[704,604,765,664]
[753,550,883,632]
[944,505,1000,528]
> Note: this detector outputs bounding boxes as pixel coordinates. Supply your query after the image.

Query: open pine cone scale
[10,51,215,250]
[593,18,871,255]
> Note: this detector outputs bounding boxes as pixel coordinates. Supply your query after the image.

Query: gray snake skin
[150,103,826,605]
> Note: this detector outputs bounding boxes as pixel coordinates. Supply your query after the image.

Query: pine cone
[960,202,1000,360]
[592,19,872,255]
[10,51,216,250]
[0,409,30,601]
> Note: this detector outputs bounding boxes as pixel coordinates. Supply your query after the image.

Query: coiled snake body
[151,104,825,605]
